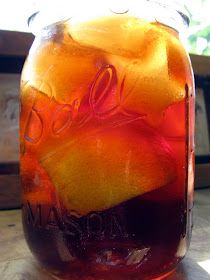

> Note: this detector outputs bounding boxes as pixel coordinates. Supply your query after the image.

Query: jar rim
[28,0,190,35]
[149,0,190,26]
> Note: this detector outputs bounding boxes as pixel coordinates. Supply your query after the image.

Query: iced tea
[20,13,194,280]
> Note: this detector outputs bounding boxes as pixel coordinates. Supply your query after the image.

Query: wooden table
[0,189,210,280]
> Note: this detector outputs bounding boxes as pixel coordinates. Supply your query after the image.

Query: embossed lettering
[86,213,104,238]
[63,215,83,239]
[46,207,63,230]
[22,64,142,145]
[106,213,128,239]
[89,65,119,118]
[51,104,73,135]
[22,204,131,240]
[23,202,42,227]
[24,109,43,143]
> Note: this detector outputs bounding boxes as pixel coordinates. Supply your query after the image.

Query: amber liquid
[20,16,194,279]
[22,195,190,279]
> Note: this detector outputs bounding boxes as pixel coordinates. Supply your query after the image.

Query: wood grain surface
[0,189,210,280]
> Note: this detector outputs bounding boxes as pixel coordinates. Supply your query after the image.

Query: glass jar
[20,0,195,279]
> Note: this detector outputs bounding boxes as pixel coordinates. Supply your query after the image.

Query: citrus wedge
[41,126,176,216]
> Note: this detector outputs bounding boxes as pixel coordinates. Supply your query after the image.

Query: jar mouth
[28,0,190,35]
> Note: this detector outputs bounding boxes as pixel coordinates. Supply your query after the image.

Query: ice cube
[166,27,193,88]
[69,15,158,57]
[22,33,106,105]
[126,248,150,265]
[105,33,186,123]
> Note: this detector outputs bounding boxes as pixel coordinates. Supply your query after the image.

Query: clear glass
[20,1,195,279]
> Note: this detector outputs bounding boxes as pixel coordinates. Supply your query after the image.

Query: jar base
[47,267,176,280]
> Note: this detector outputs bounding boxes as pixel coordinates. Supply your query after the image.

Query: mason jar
[20,0,195,279]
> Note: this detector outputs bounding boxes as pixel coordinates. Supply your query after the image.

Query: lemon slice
[41,126,176,216]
